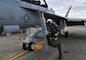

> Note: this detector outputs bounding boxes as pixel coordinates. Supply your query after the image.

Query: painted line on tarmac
[8,41,45,60]
[34,41,45,51]
[9,50,28,60]
[36,41,45,45]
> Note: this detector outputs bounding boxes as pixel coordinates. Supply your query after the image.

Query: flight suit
[46,22,62,59]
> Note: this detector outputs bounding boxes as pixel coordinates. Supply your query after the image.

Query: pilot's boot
[47,38,52,46]
[58,54,62,60]
[57,44,62,60]
[46,35,52,45]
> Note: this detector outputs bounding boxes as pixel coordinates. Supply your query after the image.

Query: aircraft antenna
[65,6,72,17]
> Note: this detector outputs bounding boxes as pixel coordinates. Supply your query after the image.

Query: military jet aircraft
[0,0,67,50]
[0,0,86,50]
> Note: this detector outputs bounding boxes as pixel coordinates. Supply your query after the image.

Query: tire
[23,43,28,50]
[0,27,3,35]
[28,42,35,51]
[65,31,68,37]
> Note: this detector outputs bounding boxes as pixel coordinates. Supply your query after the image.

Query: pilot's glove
[54,32,59,37]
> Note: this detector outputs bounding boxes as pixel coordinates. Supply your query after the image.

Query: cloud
[46,0,86,18]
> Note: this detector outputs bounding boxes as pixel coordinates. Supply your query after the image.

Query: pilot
[46,19,62,60]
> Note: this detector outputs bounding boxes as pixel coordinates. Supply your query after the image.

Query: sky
[43,0,86,18]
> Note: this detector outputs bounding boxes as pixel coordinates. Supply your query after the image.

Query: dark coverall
[46,22,62,59]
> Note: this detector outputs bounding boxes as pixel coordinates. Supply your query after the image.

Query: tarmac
[0,26,86,60]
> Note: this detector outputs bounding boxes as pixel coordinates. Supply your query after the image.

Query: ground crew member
[46,19,62,60]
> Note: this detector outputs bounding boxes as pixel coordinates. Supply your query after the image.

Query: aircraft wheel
[0,27,3,35]
[23,42,35,51]
[23,43,28,50]
[65,31,68,37]
[28,42,35,51]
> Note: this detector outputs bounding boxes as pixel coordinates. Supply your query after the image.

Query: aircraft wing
[16,1,66,20]
[66,17,86,26]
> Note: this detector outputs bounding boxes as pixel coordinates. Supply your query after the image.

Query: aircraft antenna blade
[65,6,72,17]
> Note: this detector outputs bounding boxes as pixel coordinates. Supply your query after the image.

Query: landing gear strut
[60,29,68,37]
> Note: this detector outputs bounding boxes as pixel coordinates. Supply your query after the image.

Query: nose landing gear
[22,28,35,51]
